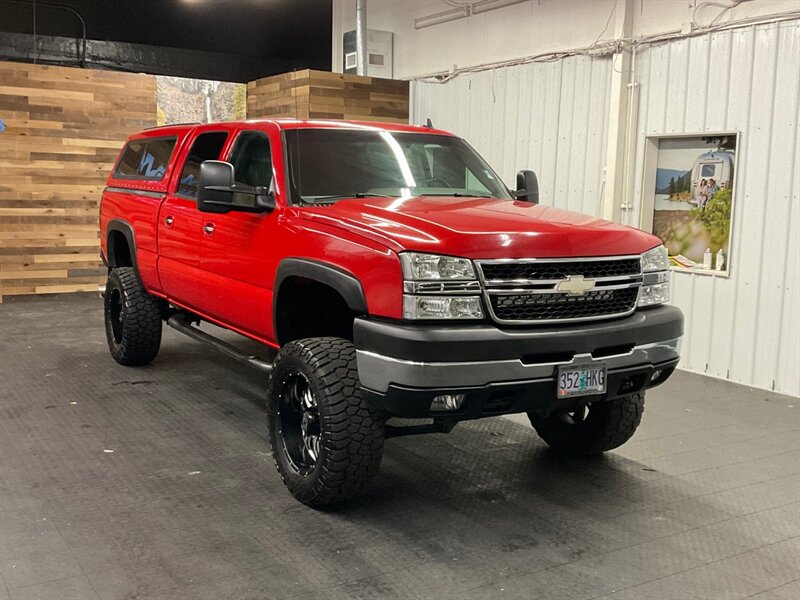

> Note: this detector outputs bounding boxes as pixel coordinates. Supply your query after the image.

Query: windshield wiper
[424,192,492,198]
[304,192,397,203]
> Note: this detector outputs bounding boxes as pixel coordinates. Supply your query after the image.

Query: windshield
[285,129,513,204]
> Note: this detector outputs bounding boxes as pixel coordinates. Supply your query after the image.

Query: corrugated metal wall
[412,21,800,396]
[413,55,613,216]
[630,21,800,396]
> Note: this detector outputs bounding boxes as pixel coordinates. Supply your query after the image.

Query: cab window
[228,131,272,207]
[176,131,229,198]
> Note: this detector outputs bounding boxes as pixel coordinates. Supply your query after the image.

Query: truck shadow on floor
[272,420,696,577]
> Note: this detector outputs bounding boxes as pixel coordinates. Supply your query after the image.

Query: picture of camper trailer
[691,149,735,204]
[651,133,738,270]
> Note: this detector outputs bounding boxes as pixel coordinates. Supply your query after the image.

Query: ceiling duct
[356,0,368,75]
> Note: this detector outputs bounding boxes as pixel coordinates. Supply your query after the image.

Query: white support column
[601,0,634,223]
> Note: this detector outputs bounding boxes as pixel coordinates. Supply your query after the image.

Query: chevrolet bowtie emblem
[556,275,596,296]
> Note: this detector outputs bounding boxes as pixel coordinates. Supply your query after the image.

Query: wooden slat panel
[0,61,156,301]
[247,69,409,124]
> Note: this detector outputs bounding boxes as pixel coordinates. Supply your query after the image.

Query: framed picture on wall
[639,132,739,276]
[155,76,246,126]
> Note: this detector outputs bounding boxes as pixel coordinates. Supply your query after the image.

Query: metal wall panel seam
[761,24,800,392]
[734,26,777,388]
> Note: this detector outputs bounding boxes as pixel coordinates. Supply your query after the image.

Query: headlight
[403,295,483,319]
[638,246,670,307]
[400,252,475,280]
[400,253,483,319]
[641,245,670,272]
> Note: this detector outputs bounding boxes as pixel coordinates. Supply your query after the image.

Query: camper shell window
[114,137,178,181]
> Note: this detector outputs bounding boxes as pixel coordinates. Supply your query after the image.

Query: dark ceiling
[1,0,332,73]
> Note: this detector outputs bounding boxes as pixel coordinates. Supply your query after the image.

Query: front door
[200,127,280,341]
[158,129,231,312]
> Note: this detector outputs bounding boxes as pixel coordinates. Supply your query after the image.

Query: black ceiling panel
[1,0,332,70]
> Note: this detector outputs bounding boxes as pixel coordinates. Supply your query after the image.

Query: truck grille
[476,256,642,325]
[491,288,639,322]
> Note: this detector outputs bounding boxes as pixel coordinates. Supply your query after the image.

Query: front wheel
[528,393,645,457]
[267,337,385,507]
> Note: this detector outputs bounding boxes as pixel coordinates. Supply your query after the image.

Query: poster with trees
[650,134,738,274]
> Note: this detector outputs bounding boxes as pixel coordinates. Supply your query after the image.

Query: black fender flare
[273,258,368,334]
[106,219,138,272]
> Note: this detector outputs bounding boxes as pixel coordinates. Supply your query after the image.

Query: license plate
[557,364,607,398]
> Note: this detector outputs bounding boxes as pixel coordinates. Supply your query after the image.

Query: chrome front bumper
[357,338,681,394]
[352,305,684,418]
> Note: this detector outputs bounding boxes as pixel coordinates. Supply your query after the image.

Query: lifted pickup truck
[100,119,683,506]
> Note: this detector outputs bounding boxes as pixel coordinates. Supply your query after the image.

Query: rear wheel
[104,267,163,366]
[267,337,385,507]
[528,393,645,457]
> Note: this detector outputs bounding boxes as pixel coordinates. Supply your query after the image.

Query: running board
[166,315,273,374]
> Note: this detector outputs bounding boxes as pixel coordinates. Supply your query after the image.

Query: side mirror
[515,170,539,204]
[198,160,235,214]
[197,160,275,214]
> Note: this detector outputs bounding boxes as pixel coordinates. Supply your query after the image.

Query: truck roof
[127,119,454,141]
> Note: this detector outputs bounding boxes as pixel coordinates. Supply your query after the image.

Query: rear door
[199,126,280,339]
[157,128,231,311]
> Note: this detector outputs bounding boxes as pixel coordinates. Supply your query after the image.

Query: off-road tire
[104,267,163,366]
[267,337,385,507]
[528,393,645,457]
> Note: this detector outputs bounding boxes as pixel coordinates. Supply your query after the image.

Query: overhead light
[414,6,470,30]
[471,0,530,15]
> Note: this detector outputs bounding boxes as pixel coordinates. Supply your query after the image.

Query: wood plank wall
[247,69,409,123]
[0,61,156,302]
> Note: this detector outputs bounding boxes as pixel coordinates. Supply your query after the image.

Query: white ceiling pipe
[470,0,530,15]
[415,0,531,30]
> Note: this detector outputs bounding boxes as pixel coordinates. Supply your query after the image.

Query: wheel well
[275,277,356,346]
[107,230,132,269]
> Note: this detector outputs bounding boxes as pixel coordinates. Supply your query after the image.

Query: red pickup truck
[100,119,683,506]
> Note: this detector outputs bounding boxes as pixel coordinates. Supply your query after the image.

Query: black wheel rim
[276,370,321,475]
[108,288,124,344]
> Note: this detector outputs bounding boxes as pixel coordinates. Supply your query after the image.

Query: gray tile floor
[0,294,798,600]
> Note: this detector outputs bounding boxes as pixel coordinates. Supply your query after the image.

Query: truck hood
[297,196,659,259]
